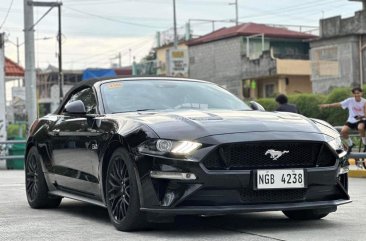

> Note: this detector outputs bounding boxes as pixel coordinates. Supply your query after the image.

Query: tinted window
[100,80,250,114]
[63,88,97,114]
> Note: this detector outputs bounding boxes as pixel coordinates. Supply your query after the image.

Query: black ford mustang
[25,77,350,231]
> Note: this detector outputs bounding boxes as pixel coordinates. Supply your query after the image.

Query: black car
[25,77,350,231]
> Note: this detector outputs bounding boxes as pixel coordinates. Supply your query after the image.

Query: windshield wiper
[111,109,158,114]
[136,109,158,112]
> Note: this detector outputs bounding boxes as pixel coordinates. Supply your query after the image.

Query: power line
[0,0,14,30]
[64,6,167,29]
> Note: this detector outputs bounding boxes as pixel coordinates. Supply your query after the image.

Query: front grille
[241,188,307,203]
[202,141,336,170]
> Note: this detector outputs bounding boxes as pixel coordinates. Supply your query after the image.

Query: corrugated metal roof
[187,22,317,46]
[5,57,24,77]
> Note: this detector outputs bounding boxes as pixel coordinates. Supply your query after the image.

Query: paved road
[0,170,365,241]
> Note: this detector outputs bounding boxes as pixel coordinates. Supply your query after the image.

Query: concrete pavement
[0,170,365,241]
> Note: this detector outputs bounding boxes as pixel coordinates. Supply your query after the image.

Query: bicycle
[347,139,366,169]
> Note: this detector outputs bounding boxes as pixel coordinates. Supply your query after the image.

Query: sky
[0,0,364,70]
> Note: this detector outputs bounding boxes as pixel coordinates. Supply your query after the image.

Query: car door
[49,87,101,197]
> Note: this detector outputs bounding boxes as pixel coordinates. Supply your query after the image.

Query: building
[4,58,25,123]
[310,7,366,93]
[37,65,83,114]
[187,23,317,99]
[155,42,189,77]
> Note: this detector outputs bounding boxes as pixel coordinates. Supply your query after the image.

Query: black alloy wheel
[26,154,39,202]
[108,155,131,221]
[25,147,62,209]
[106,148,146,231]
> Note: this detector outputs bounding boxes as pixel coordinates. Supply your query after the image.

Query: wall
[276,59,311,76]
[188,37,243,98]
[286,76,312,94]
[242,50,277,79]
[310,35,362,93]
[320,10,366,38]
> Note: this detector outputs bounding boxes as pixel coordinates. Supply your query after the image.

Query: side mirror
[64,100,86,115]
[250,101,265,111]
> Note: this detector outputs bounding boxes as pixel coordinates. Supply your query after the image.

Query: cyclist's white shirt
[341,97,366,123]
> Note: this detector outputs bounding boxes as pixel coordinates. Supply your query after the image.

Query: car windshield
[100,79,251,113]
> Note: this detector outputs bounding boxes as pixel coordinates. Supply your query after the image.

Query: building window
[242,80,251,98]
[264,83,275,98]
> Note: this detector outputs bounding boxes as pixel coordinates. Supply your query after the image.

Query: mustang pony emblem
[265,149,289,160]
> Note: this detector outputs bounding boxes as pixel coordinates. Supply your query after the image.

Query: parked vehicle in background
[25,77,350,231]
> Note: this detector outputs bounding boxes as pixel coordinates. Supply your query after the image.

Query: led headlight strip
[171,141,202,154]
[155,139,201,155]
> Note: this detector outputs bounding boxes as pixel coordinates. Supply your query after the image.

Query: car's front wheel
[105,148,146,231]
[25,146,62,208]
[282,208,333,220]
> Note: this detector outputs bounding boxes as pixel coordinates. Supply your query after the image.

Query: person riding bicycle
[319,87,366,153]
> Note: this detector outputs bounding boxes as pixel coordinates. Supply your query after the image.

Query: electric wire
[64,6,167,29]
[0,0,14,30]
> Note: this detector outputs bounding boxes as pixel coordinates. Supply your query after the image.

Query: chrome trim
[338,166,349,175]
[338,151,347,159]
[150,171,197,180]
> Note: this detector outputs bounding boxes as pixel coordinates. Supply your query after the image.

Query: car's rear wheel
[282,208,332,220]
[25,146,62,208]
[106,148,146,231]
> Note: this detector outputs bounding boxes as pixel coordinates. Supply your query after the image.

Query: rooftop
[5,57,24,77]
[187,22,317,46]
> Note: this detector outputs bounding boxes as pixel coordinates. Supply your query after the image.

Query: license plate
[257,169,305,189]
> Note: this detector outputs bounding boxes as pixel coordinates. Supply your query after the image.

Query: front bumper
[141,199,350,215]
[134,133,350,215]
[135,156,350,215]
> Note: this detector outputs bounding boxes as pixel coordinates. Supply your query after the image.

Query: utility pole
[24,0,37,128]
[0,33,7,142]
[57,4,63,103]
[23,0,62,127]
[118,52,121,67]
[173,0,178,48]
[129,48,131,65]
[229,0,239,25]
[16,37,20,64]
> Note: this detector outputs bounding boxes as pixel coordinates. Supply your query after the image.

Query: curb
[349,169,366,178]
[348,159,366,178]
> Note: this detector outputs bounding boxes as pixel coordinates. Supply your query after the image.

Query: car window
[62,88,97,114]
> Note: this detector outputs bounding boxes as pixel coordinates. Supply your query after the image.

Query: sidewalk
[348,159,366,178]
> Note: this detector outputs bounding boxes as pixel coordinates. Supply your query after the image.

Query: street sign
[167,48,189,77]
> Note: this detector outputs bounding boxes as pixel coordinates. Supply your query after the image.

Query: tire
[105,148,146,231]
[25,146,62,209]
[283,208,332,220]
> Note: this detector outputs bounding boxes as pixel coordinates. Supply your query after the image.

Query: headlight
[138,139,202,156]
[312,119,340,138]
[327,137,343,151]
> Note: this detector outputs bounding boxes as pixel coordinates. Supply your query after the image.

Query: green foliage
[7,123,27,139]
[321,87,351,126]
[256,98,277,111]
[288,93,326,119]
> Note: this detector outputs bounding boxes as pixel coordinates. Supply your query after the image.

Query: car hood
[113,110,321,140]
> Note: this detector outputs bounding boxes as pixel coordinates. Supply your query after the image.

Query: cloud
[5,35,155,69]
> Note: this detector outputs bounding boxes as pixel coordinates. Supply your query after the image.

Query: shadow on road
[55,200,111,225]
[53,200,338,235]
